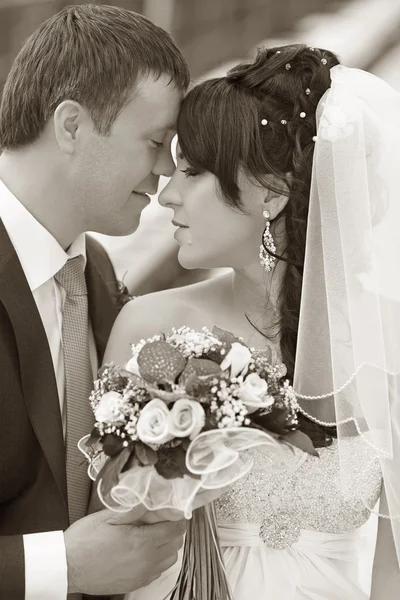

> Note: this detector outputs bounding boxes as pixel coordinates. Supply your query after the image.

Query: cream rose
[237,373,274,414]
[94,391,124,423]
[137,399,174,445]
[220,342,252,377]
[125,355,141,377]
[168,399,206,440]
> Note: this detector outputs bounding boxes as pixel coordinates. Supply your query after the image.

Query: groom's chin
[93,218,142,238]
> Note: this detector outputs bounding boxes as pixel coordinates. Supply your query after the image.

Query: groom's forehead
[132,76,182,127]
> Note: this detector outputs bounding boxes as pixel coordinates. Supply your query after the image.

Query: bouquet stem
[169,503,233,600]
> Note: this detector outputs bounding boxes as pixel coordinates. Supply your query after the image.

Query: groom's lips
[172,220,189,228]
[132,191,151,203]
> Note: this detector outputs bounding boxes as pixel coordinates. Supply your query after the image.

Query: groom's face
[74,74,182,236]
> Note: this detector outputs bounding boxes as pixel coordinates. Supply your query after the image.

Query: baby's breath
[209,377,248,428]
[130,334,163,358]
[166,326,222,358]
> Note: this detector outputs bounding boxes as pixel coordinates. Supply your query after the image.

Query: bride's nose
[158,180,182,209]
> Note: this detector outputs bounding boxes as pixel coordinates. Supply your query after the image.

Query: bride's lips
[172,220,189,228]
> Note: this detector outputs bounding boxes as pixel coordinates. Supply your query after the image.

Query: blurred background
[1,0,400,294]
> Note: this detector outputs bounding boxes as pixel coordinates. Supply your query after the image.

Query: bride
[105,44,400,599]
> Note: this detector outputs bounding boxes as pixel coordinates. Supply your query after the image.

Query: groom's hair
[0,4,190,150]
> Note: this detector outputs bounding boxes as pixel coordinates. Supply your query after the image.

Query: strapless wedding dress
[126,436,381,600]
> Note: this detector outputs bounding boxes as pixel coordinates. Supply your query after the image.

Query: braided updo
[177,44,340,446]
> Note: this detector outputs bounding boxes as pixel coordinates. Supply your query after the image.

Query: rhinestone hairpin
[260,111,308,126]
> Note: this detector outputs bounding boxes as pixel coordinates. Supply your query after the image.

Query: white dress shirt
[0,179,98,600]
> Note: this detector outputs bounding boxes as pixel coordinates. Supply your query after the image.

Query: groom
[0,5,189,599]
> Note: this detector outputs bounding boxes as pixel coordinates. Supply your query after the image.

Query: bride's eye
[180,167,199,178]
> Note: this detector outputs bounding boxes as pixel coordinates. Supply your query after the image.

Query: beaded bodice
[214,437,382,550]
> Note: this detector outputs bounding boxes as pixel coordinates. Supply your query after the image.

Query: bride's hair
[177,44,340,446]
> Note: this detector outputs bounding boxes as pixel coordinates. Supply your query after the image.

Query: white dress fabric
[126,436,381,600]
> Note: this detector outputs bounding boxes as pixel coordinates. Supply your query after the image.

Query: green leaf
[155,445,192,480]
[211,326,244,346]
[85,427,102,449]
[281,430,319,456]
[251,406,291,435]
[102,433,125,457]
[135,441,158,466]
[96,446,133,494]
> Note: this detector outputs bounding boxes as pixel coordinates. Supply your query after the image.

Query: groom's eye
[149,140,163,149]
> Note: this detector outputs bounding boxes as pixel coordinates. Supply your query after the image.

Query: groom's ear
[53,100,85,155]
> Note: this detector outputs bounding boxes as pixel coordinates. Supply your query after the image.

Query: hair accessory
[312,135,317,142]
[300,112,306,118]
[321,58,328,65]
[309,47,315,51]
[305,88,311,95]
[281,119,287,125]
[261,118,268,126]
[259,210,276,272]
[276,50,281,54]
[285,63,291,70]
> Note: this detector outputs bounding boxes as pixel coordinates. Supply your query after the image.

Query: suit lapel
[0,223,117,510]
[0,220,67,507]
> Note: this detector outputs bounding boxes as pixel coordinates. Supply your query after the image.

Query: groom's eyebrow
[153,123,177,134]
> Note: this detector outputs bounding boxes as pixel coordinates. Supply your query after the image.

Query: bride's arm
[370,486,400,600]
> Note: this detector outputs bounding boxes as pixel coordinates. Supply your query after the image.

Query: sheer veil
[293,64,400,564]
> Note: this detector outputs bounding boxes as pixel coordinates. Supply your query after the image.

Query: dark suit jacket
[0,219,119,599]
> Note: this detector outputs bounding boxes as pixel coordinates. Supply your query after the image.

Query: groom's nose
[153,146,175,178]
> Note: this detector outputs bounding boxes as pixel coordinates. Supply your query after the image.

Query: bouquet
[79,326,315,599]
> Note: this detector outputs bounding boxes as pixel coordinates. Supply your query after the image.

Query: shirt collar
[0,178,86,292]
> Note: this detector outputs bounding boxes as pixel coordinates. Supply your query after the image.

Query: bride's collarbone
[128,280,279,354]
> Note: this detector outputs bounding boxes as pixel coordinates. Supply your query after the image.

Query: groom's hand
[64,508,185,595]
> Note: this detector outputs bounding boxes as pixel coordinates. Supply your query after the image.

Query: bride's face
[158,149,266,270]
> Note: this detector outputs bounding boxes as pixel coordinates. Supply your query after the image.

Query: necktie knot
[55,256,87,297]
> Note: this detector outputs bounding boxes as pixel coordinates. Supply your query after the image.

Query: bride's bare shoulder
[103,276,227,365]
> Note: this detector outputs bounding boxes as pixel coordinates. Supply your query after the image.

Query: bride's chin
[177,249,210,271]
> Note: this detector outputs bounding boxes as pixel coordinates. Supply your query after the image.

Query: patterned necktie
[55,256,94,526]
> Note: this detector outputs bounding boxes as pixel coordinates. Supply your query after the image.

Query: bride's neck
[230,259,286,320]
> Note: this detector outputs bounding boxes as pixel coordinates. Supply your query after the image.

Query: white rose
[137,399,174,445]
[220,342,252,377]
[125,355,141,377]
[169,399,206,440]
[94,391,124,423]
[237,373,275,414]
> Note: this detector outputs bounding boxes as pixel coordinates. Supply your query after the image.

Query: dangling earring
[259,210,276,272]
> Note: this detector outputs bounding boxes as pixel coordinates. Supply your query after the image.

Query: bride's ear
[262,173,291,219]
